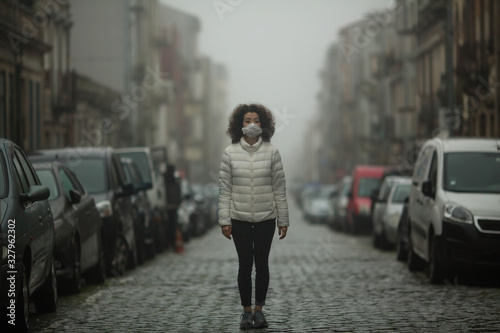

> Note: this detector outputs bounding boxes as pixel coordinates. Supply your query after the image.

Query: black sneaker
[253,310,268,329]
[240,311,253,330]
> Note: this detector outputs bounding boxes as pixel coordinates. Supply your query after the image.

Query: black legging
[231,219,275,307]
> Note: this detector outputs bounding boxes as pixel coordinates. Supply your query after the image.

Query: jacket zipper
[250,151,254,221]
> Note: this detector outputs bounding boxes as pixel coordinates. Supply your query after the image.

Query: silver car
[373,177,411,249]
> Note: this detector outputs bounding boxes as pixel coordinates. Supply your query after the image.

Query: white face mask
[242,123,262,138]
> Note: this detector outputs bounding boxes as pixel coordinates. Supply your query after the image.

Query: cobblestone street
[29,200,500,332]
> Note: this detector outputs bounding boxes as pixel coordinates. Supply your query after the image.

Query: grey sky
[159,0,395,179]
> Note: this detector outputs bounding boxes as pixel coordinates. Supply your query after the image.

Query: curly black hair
[226,103,276,143]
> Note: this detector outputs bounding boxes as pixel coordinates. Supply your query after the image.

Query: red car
[346,166,386,234]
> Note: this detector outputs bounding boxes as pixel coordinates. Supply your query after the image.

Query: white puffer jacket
[218,136,289,227]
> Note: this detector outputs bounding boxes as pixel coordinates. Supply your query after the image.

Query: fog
[160,0,393,179]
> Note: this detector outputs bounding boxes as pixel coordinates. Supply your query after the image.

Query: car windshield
[0,152,6,198]
[68,159,107,194]
[444,152,500,193]
[317,187,336,199]
[358,177,381,197]
[391,184,411,203]
[118,152,152,182]
[35,169,59,200]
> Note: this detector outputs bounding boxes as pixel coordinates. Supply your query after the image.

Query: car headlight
[444,203,473,224]
[2,245,7,261]
[96,200,113,218]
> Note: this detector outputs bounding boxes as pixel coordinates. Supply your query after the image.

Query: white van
[407,138,500,283]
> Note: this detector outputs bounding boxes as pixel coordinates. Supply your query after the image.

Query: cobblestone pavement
[28,199,500,332]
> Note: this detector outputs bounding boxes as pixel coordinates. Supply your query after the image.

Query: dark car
[29,147,137,276]
[181,179,207,238]
[120,157,153,263]
[1,139,57,331]
[115,147,168,254]
[31,161,107,293]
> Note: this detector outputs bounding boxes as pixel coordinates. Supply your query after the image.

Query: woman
[218,103,289,330]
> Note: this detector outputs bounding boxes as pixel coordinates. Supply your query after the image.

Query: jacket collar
[240,136,263,153]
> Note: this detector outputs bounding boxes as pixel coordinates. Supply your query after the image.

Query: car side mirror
[69,190,82,204]
[117,182,134,197]
[422,180,434,198]
[139,182,153,191]
[21,185,50,203]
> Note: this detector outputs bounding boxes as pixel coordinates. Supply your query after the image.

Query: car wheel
[429,235,446,284]
[15,263,30,331]
[86,244,106,285]
[112,235,128,277]
[396,227,408,262]
[34,257,58,313]
[407,230,425,272]
[67,238,82,293]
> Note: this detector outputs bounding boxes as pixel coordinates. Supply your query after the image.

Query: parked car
[32,161,106,293]
[180,178,207,238]
[191,183,215,232]
[116,147,168,253]
[395,197,410,262]
[203,183,219,226]
[372,176,411,249]
[303,184,337,224]
[346,166,387,234]
[331,176,352,231]
[29,147,137,276]
[1,139,57,331]
[120,157,153,264]
[297,182,322,209]
[406,138,500,284]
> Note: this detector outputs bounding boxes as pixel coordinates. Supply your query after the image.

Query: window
[358,178,382,198]
[65,159,107,194]
[118,152,152,182]
[13,152,29,193]
[35,169,59,200]
[414,146,432,182]
[377,179,395,202]
[428,151,438,196]
[392,184,411,203]
[59,168,77,200]
[444,152,500,193]
[15,148,38,187]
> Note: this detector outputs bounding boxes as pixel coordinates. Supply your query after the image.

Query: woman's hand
[278,226,288,240]
[221,225,232,240]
